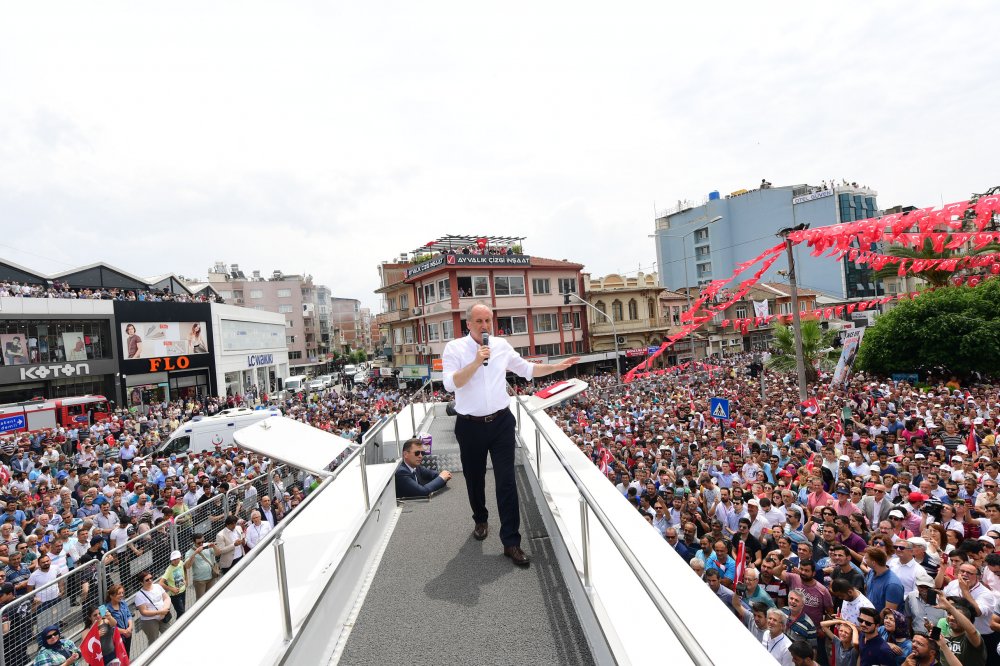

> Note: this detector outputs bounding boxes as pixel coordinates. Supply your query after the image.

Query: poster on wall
[121,322,209,359]
[830,328,865,387]
[62,332,88,361]
[0,334,29,366]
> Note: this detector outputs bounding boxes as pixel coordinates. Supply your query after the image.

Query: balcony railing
[375,311,401,325]
[589,319,672,334]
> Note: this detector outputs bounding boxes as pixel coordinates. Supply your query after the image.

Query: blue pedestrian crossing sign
[710,397,730,421]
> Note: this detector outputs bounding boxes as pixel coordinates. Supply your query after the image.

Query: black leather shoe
[473,522,488,541]
[504,546,530,567]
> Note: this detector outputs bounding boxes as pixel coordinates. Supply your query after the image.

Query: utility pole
[779,229,809,402]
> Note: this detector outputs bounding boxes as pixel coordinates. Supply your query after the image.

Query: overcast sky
[2,2,997,309]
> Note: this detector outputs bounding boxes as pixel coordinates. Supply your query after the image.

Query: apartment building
[376,236,588,375]
[206,262,323,375]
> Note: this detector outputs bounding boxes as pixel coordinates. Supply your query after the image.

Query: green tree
[349,349,368,363]
[854,279,1000,379]
[765,318,840,383]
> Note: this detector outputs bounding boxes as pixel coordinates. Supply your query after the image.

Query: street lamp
[564,292,620,381]
[654,215,722,360]
[777,223,810,402]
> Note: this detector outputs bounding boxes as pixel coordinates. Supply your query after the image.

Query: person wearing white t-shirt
[831,578,874,626]
[27,555,62,612]
[135,570,172,643]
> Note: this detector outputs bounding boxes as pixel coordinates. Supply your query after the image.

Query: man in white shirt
[761,608,793,665]
[243,510,272,550]
[887,538,921,595]
[442,302,577,568]
[27,555,63,612]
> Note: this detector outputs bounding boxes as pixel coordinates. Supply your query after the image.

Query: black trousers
[454,409,521,547]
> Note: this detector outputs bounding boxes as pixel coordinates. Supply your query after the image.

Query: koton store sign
[19,362,93,381]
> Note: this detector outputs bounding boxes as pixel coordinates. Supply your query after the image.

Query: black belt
[457,408,507,423]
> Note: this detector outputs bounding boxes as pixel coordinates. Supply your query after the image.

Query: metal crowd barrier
[0,461,313,666]
[513,395,715,666]
[137,377,438,662]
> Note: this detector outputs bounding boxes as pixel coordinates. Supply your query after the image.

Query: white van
[284,375,308,393]
[157,407,282,456]
[343,364,357,376]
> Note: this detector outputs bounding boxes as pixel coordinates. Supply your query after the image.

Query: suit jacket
[215,525,244,568]
[394,461,446,498]
[858,495,894,526]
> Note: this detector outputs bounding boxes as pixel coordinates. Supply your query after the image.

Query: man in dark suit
[395,438,452,498]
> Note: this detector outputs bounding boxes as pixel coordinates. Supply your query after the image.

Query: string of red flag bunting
[623,195,1000,383]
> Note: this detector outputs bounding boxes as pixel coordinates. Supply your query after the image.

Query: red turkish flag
[81,623,130,666]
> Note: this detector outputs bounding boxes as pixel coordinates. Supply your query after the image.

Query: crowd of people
[0,280,220,304]
[550,357,1000,665]
[0,378,423,665]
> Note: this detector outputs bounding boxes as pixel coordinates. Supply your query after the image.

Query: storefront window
[0,319,112,366]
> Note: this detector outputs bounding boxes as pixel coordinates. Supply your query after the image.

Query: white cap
[170,550,182,560]
[889,509,905,519]
[839,455,850,462]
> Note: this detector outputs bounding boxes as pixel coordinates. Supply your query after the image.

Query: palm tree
[872,237,1000,289]
[766,318,840,383]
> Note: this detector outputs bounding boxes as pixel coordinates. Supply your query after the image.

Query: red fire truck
[0,395,112,435]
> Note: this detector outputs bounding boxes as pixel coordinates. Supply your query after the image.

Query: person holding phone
[901,631,942,666]
[905,574,947,636]
[936,595,985,665]
[184,532,220,600]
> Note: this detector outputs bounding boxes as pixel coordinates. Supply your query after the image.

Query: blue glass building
[653,183,881,299]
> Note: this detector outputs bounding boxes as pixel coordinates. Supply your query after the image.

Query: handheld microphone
[481,332,490,366]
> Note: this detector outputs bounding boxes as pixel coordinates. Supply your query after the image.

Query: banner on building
[61,332,88,361]
[0,334,29,366]
[830,328,865,387]
[752,300,770,318]
[121,321,209,359]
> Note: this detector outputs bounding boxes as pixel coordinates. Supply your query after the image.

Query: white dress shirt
[442,334,535,416]
[244,520,272,549]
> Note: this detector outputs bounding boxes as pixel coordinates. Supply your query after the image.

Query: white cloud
[1,1,998,308]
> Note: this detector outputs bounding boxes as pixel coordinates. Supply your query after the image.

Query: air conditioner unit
[412,307,422,316]
[616,336,626,344]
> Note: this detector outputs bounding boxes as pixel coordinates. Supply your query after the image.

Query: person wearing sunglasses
[33,625,80,666]
[857,606,898,666]
[394,438,452,499]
